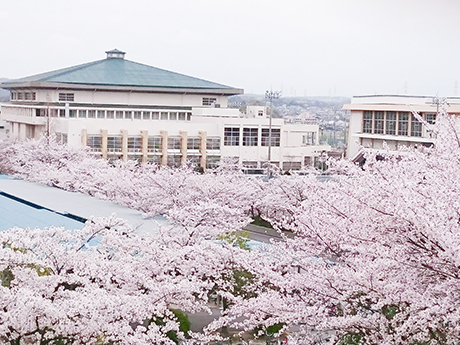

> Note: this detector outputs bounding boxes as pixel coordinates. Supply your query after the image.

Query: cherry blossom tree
[0,214,265,344]
[4,107,460,344]
[206,110,460,344]
[0,136,264,343]
[0,136,260,236]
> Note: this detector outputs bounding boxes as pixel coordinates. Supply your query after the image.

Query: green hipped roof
[5,54,240,92]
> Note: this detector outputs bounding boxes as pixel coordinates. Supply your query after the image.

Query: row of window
[11,92,36,101]
[14,92,217,108]
[35,108,193,121]
[86,134,319,170]
[202,97,217,106]
[11,92,74,102]
[363,111,436,137]
[241,159,319,170]
[101,153,220,168]
[59,93,75,102]
[224,127,281,147]
[86,135,221,152]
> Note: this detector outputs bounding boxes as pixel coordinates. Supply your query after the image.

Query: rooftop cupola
[106,49,126,59]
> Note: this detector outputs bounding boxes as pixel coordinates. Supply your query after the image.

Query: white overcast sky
[0,0,459,97]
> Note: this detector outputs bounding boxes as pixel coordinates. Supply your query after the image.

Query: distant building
[343,95,460,160]
[0,49,330,170]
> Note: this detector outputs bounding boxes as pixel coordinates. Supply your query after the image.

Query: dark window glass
[224,127,240,146]
[261,128,280,146]
[243,128,258,146]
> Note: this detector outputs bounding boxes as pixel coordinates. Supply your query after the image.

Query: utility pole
[432,96,446,116]
[333,107,337,147]
[265,90,281,163]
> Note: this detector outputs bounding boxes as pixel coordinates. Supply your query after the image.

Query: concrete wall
[28,89,229,108]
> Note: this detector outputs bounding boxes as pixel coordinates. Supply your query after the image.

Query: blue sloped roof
[0,194,84,231]
[8,57,236,90]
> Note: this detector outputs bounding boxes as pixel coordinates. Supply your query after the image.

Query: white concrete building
[0,49,329,170]
[344,95,460,160]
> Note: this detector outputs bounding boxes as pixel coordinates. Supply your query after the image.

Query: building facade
[0,49,329,170]
[344,95,460,160]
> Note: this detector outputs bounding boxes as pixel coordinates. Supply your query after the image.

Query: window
[152,112,160,120]
[283,161,301,171]
[148,136,162,153]
[425,113,436,124]
[374,111,384,134]
[128,136,143,152]
[161,112,168,120]
[107,136,122,153]
[206,156,220,169]
[97,110,105,119]
[87,110,96,118]
[187,112,192,121]
[363,111,373,133]
[167,155,181,168]
[168,137,181,150]
[314,157,320,169]
[398,112,409,136]
[303,132,316,145]
[59,93,74,102]
[187,137,200,150]
[116,111,124,119]
[107,111,114,119]
[11,92,16,100]
[24,92,36,101]
[148,155,162,164]
[36,109,46,117]
[17,93,24,100]
[128,155,142,162]
[56,133,68,144]
[134,111,142,119]
[124,111,132,120]
[207,137,221,150]
[170,112,177,121]
[304,156,312,166]
[87,135,102,152]
[242,161,258,168]
[243,128,258,146]
[187,155,200,166]
[386,111,396,135]
[411,115,422,137]
[59,109,65,118]
[178,112,186,121]
[224,127,240,146]
[69,109,77,118]
[261,128,280,147]
[202,97,217,106]
[142,111,150,120]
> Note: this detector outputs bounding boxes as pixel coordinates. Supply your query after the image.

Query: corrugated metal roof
[6,56,236,90]
[0,175,169,234]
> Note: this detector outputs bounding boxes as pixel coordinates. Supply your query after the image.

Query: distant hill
[0,78,10,101]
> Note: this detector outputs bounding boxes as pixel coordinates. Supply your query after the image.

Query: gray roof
[3,54,241,93]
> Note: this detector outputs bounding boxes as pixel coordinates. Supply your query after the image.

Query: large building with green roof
[0,50,329,170]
